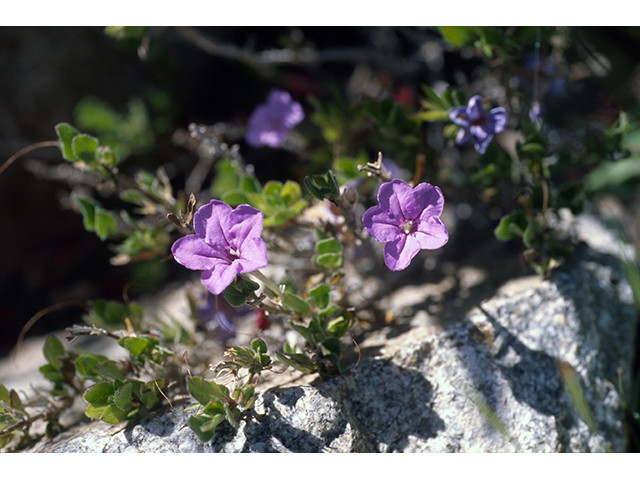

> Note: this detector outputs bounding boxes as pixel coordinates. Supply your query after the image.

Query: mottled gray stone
[24,214,639,452]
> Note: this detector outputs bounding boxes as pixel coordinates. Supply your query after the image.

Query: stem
[0,140,60,177]
[246,270,281,298]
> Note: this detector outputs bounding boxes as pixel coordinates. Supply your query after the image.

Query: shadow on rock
[331,358,445,452]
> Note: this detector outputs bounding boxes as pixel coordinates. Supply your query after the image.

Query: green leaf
[584,156,640,193]
[99,404,128,424]
[113,383,134,411]
[42,335,65,371]
[119,335,159,358]
[314,252,343,270]
[140,390,159,409]
[263,180,284,201]
[74,96,121,132]
[494,211,528,242]
[94,208,117,240]
[221,190,250,208]
[317,305,341,319]
[281,180,303,205]
[308,284,331,309]
[84,403,107,420]
[316,237,342,255]
[187,377,229,406]
[288,321,312,343]
[275,352,317,374]
[38,364,64,388]
[96,146,118,169]
[437,26,478,47]
[73,194,98,231]
[240,174,262,193]
[322,337,344,355]
[417,110,451,122]
[282,291,312,315]
[104,26,147,40]
[251,338,268,355]
[223,281,250,308]
[74,352,109,380]
[188,411,225,442]
[326,314,354,338]
[55,123,81,161]
[304,171,340,203]
[71,133,100,164]
[84,382,115,405]
[85,299,130,329]
[211,159,241,198]
[0,384,10,406]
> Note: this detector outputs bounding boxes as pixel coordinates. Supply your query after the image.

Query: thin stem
[0,140,60,177]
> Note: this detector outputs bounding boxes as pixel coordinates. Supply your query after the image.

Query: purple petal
[377,179,411,219]
[414,216,449,250]
[471,127,494,154]
[408,182,444,219]
[363,205,402,243]
[237,237,268,272]
[455,128,473,145]
[490,107,509,134]
[224,204,264,246]
[383,235,421,271]
[171,235,229,271]
[201,260,243,295]
[449,106,469,127]
[414,183,444,218]
[194,200,232,247]
[466,95,487,123]
[394,181,423,220]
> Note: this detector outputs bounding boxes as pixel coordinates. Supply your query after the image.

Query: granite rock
[29,213,637,452]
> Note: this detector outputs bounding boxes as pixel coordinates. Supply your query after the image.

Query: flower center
[469,114,486,126]
[268,117,284,131]
[401,219,415,235]
[227,246,242,261]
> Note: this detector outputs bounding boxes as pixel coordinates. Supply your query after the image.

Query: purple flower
[171,200,268,295]
[246,89,304,148]
[362,179,449,271]
[449,95,508,154]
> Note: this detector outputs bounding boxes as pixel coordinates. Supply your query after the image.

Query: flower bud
[339,185,358,210]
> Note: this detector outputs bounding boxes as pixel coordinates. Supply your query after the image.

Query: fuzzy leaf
[55,123,81,161]
[71,133,100,164]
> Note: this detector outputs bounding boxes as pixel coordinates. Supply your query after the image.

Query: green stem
[246,270,281,298]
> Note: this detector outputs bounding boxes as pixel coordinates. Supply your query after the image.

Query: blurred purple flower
[198,290,237,342]
[246,90,304,147]
[171,200,268,295]
[362,179,449,271]
[449,95,508,154]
